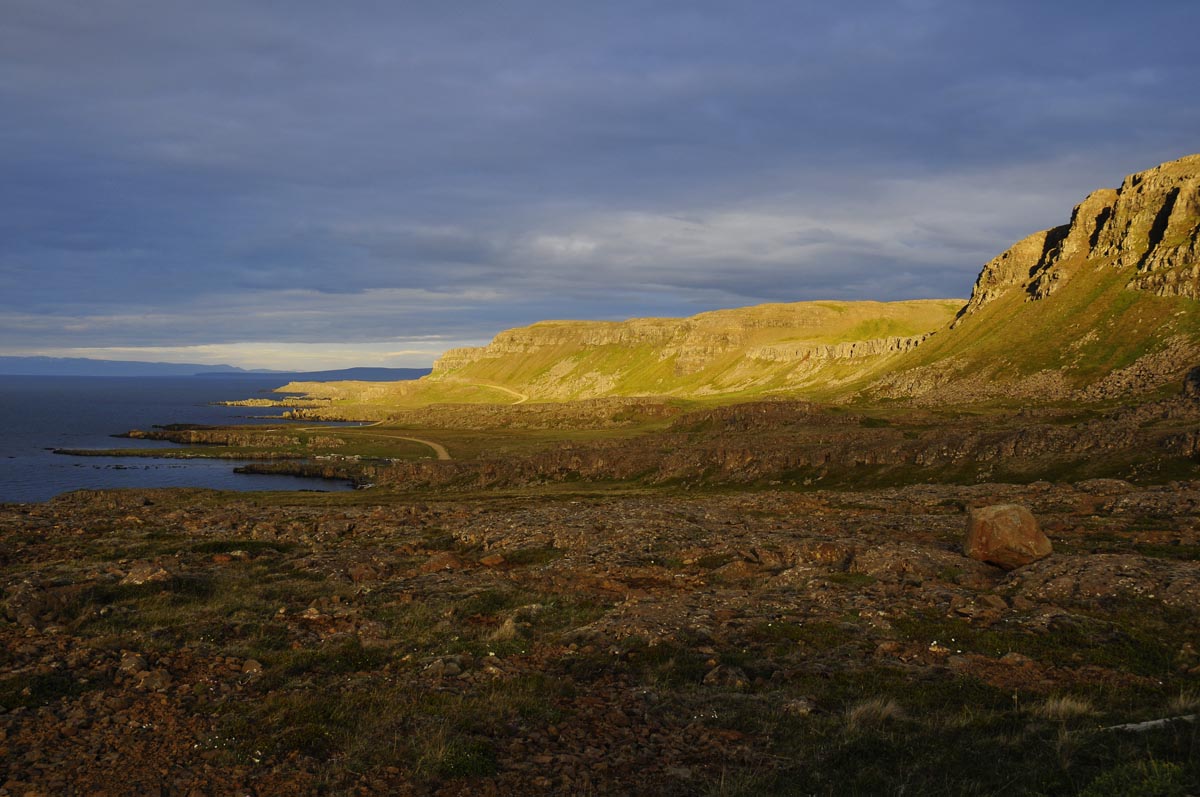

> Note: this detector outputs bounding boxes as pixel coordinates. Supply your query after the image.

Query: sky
[3,1,1199,369]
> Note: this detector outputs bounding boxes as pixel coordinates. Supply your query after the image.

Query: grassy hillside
[428,299,963,401]
[271,299,964,415]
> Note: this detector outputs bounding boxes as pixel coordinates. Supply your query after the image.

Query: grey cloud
[2,1,1198,364]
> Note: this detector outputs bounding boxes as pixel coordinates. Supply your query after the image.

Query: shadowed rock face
[964,504,1052,570]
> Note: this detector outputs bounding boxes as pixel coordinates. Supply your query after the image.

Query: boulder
[964,504,1051,570]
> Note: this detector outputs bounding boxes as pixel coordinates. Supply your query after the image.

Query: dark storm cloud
[2,0,1198,365]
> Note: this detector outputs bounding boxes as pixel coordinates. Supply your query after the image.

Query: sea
[0,375,358,503]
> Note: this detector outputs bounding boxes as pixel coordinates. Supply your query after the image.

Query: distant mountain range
[0,356,430,382]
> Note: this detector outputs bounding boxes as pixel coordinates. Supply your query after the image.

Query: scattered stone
[781,697,814,717]
[964,504,1052,570]
[118,653,147,674]
[120,564,172,586]
[425,657,464,677]
[420,552,466,573]
[702,665,749,689]
[347,563,380,583]
[134,670,172,691]
[979,594,1008,611]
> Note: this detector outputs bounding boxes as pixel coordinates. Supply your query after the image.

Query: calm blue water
[0,375,356,503]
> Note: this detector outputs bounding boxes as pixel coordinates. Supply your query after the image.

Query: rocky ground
[2,478,1198,795]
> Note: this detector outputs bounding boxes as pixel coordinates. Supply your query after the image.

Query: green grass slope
[426,299,964,402]
[844,264,1198,406]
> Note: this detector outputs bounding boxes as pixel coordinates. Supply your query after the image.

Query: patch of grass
[190,539,296,555]
[1034,694,1098,721]
[844,696,905,732]
[453,589,524,621]
[415,729,498,779]
[221,673,559,782]
[1135,543,1200,561]
[722,665,1199,797]
[894,603,1198,678]
[502,546,564,566]
[0,672,99,709]
[826,572,876,588]
[1080,759,1190,797]
[747,619,859,655]
[264,637,391,686]
[420,530,460,551]
[697,552,736,570]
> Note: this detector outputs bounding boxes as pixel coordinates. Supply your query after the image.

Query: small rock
[782,697,814,716]
[347,563,380,583]
[425,657,463,678]
[241,659,263,675]
[120,564,172,586]
[1011,594,1037,612]
[479,553,506,567]
[979,594,1008,611]
[118,653,148,674]
[135,670,172,691]
[964,504,1052,570]
[420,552,465,573]
[999,652,1035,667]
[702,665,749,689]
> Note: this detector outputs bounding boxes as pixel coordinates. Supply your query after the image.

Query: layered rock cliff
[426,300,962,401]
[956,154,1200,324]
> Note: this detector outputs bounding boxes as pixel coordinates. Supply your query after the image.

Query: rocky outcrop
[747,334,931,362]
[956,154,1200,322]
[120,428,300,448]
[953,227,1067,324]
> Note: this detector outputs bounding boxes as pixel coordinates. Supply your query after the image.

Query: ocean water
[0,375,356,503]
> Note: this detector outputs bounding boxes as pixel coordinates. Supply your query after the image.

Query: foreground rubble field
[1,480,1198,795]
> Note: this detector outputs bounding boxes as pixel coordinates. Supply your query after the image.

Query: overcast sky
[3,1,1198,368]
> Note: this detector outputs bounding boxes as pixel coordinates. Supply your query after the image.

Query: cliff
[270,155,1200,414]
[869,155,1200,404]
[956,154,1200,320]
[425,300,961,401]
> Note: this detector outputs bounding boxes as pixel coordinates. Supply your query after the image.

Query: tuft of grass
[844,696,905,732]
[826,571,875,588]
[1034,694,1098,721]
[1166,690,1200,715]
[413,724,498,779]
[0,672,100,709]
